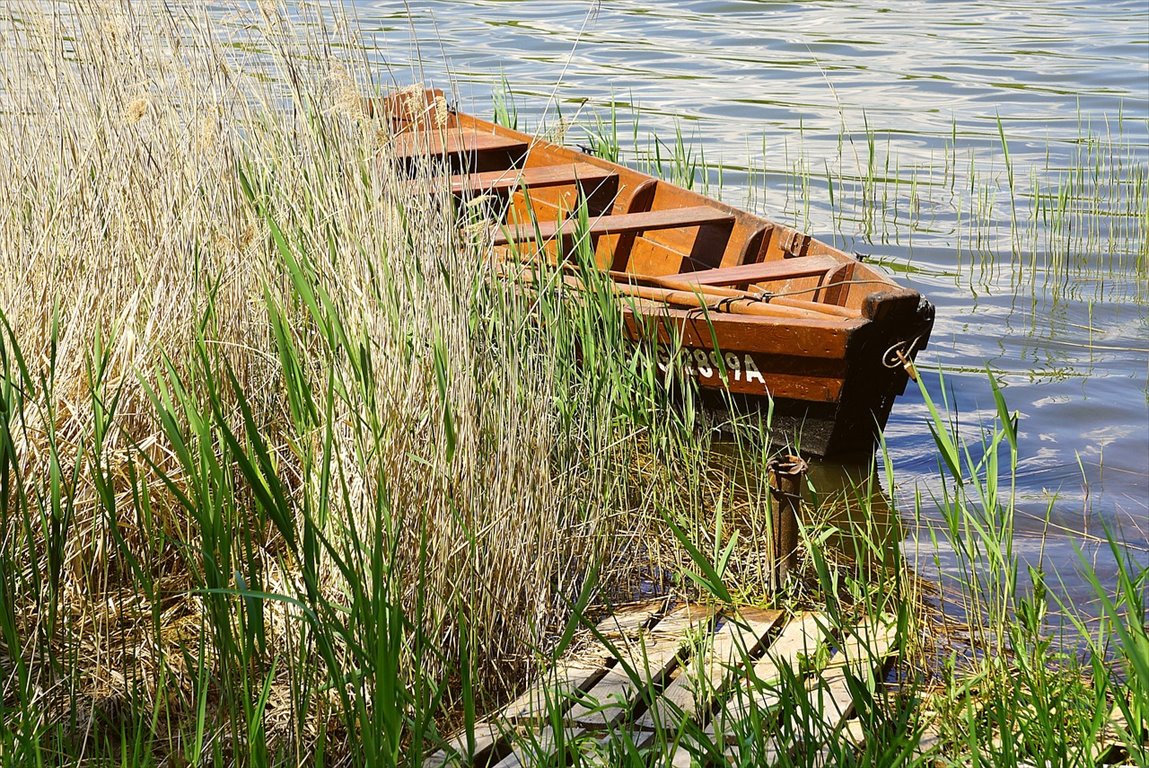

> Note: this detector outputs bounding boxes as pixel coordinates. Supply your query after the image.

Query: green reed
[571,97,1147,306]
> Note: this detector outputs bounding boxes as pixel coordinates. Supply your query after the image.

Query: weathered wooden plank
[422,722,504,767]
[680,256,842,289]
[716,612,833,729]
[722,614,893,766]
[713,612,833,763]
[811,616,898,731]
[434,609,901,768]
[501,601,661,722]
[653,608,783,767]
[488,725,586,768]
[491,606,706,767]
[637,608,782,734]
[801,619,901,767]
[564,604,712,730]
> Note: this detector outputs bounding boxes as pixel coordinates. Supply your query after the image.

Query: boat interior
[377,90,909,325]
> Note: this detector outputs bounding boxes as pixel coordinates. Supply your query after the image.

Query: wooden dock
[423,601,899,767]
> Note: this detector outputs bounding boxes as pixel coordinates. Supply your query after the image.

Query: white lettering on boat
[693,349,712,377]
[743,354,766,385]
[654,347,768,391]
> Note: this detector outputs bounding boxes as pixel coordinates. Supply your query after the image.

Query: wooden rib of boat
[374,89,935,458]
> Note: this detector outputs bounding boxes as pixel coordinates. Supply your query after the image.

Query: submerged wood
[380,89,936,457]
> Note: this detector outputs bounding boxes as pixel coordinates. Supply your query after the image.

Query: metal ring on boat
[882,335,923,370]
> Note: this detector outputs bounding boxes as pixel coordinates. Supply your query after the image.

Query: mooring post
[767,454,807,588]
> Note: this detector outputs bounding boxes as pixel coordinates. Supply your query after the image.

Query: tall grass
[0,2,1145,766]
[0,1,729,762]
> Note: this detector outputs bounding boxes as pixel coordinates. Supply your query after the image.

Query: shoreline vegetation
[0,2,1144,765]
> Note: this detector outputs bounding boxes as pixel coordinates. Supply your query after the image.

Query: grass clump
[0,1,718,762]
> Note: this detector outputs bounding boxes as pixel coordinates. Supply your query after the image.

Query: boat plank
[681,256,843,288]
[392,127,528,162]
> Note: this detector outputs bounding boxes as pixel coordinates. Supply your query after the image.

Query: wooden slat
[626,271,859,319]
[680,255,842,288]
[712,612,833,759]
[493,206,735,247]
[437,608,905,768]
[392,127,528,161]
[564,604,711,730]
[803,618,899,767]
[422,722,504,768]
[489,726,586,768]
[636,608,782,733]
[493,605,709,768]
[501,601,661,721]
[811,617,898,731]
[450,163,616,195]
[651,609,783,768]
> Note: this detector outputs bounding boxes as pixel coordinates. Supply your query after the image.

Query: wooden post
[768,454,807,588]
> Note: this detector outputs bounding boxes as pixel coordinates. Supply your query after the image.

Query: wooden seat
[450,162,616,196]
[679,255,843,288]
[391,127,528,162]
[493,206,734,247]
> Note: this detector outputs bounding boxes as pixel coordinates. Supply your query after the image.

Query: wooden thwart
[450,163,616,196]
[493,206,735,247]
[392,127,529,162]
[681,255,841,289]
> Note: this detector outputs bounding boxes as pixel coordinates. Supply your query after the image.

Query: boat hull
[625,289,934,457]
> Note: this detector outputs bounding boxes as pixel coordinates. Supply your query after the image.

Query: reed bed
[0,0,681,760]
[0,2,1145,766]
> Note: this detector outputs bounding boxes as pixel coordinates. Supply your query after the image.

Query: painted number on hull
[655,347,767,391]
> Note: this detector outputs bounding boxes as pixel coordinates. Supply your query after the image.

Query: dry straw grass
[0,0,692,756]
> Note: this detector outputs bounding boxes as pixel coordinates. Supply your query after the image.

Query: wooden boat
[374,89,935,458]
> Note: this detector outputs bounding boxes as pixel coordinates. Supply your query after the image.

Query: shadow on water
[804,458,902,565]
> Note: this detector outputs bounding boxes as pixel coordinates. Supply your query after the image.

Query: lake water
[350,1,1149,612]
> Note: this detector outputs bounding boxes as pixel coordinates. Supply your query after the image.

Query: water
[353,1,1149,609]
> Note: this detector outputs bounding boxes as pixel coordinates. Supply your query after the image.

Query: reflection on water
[707,439,902,570]
[804,460,901,565]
